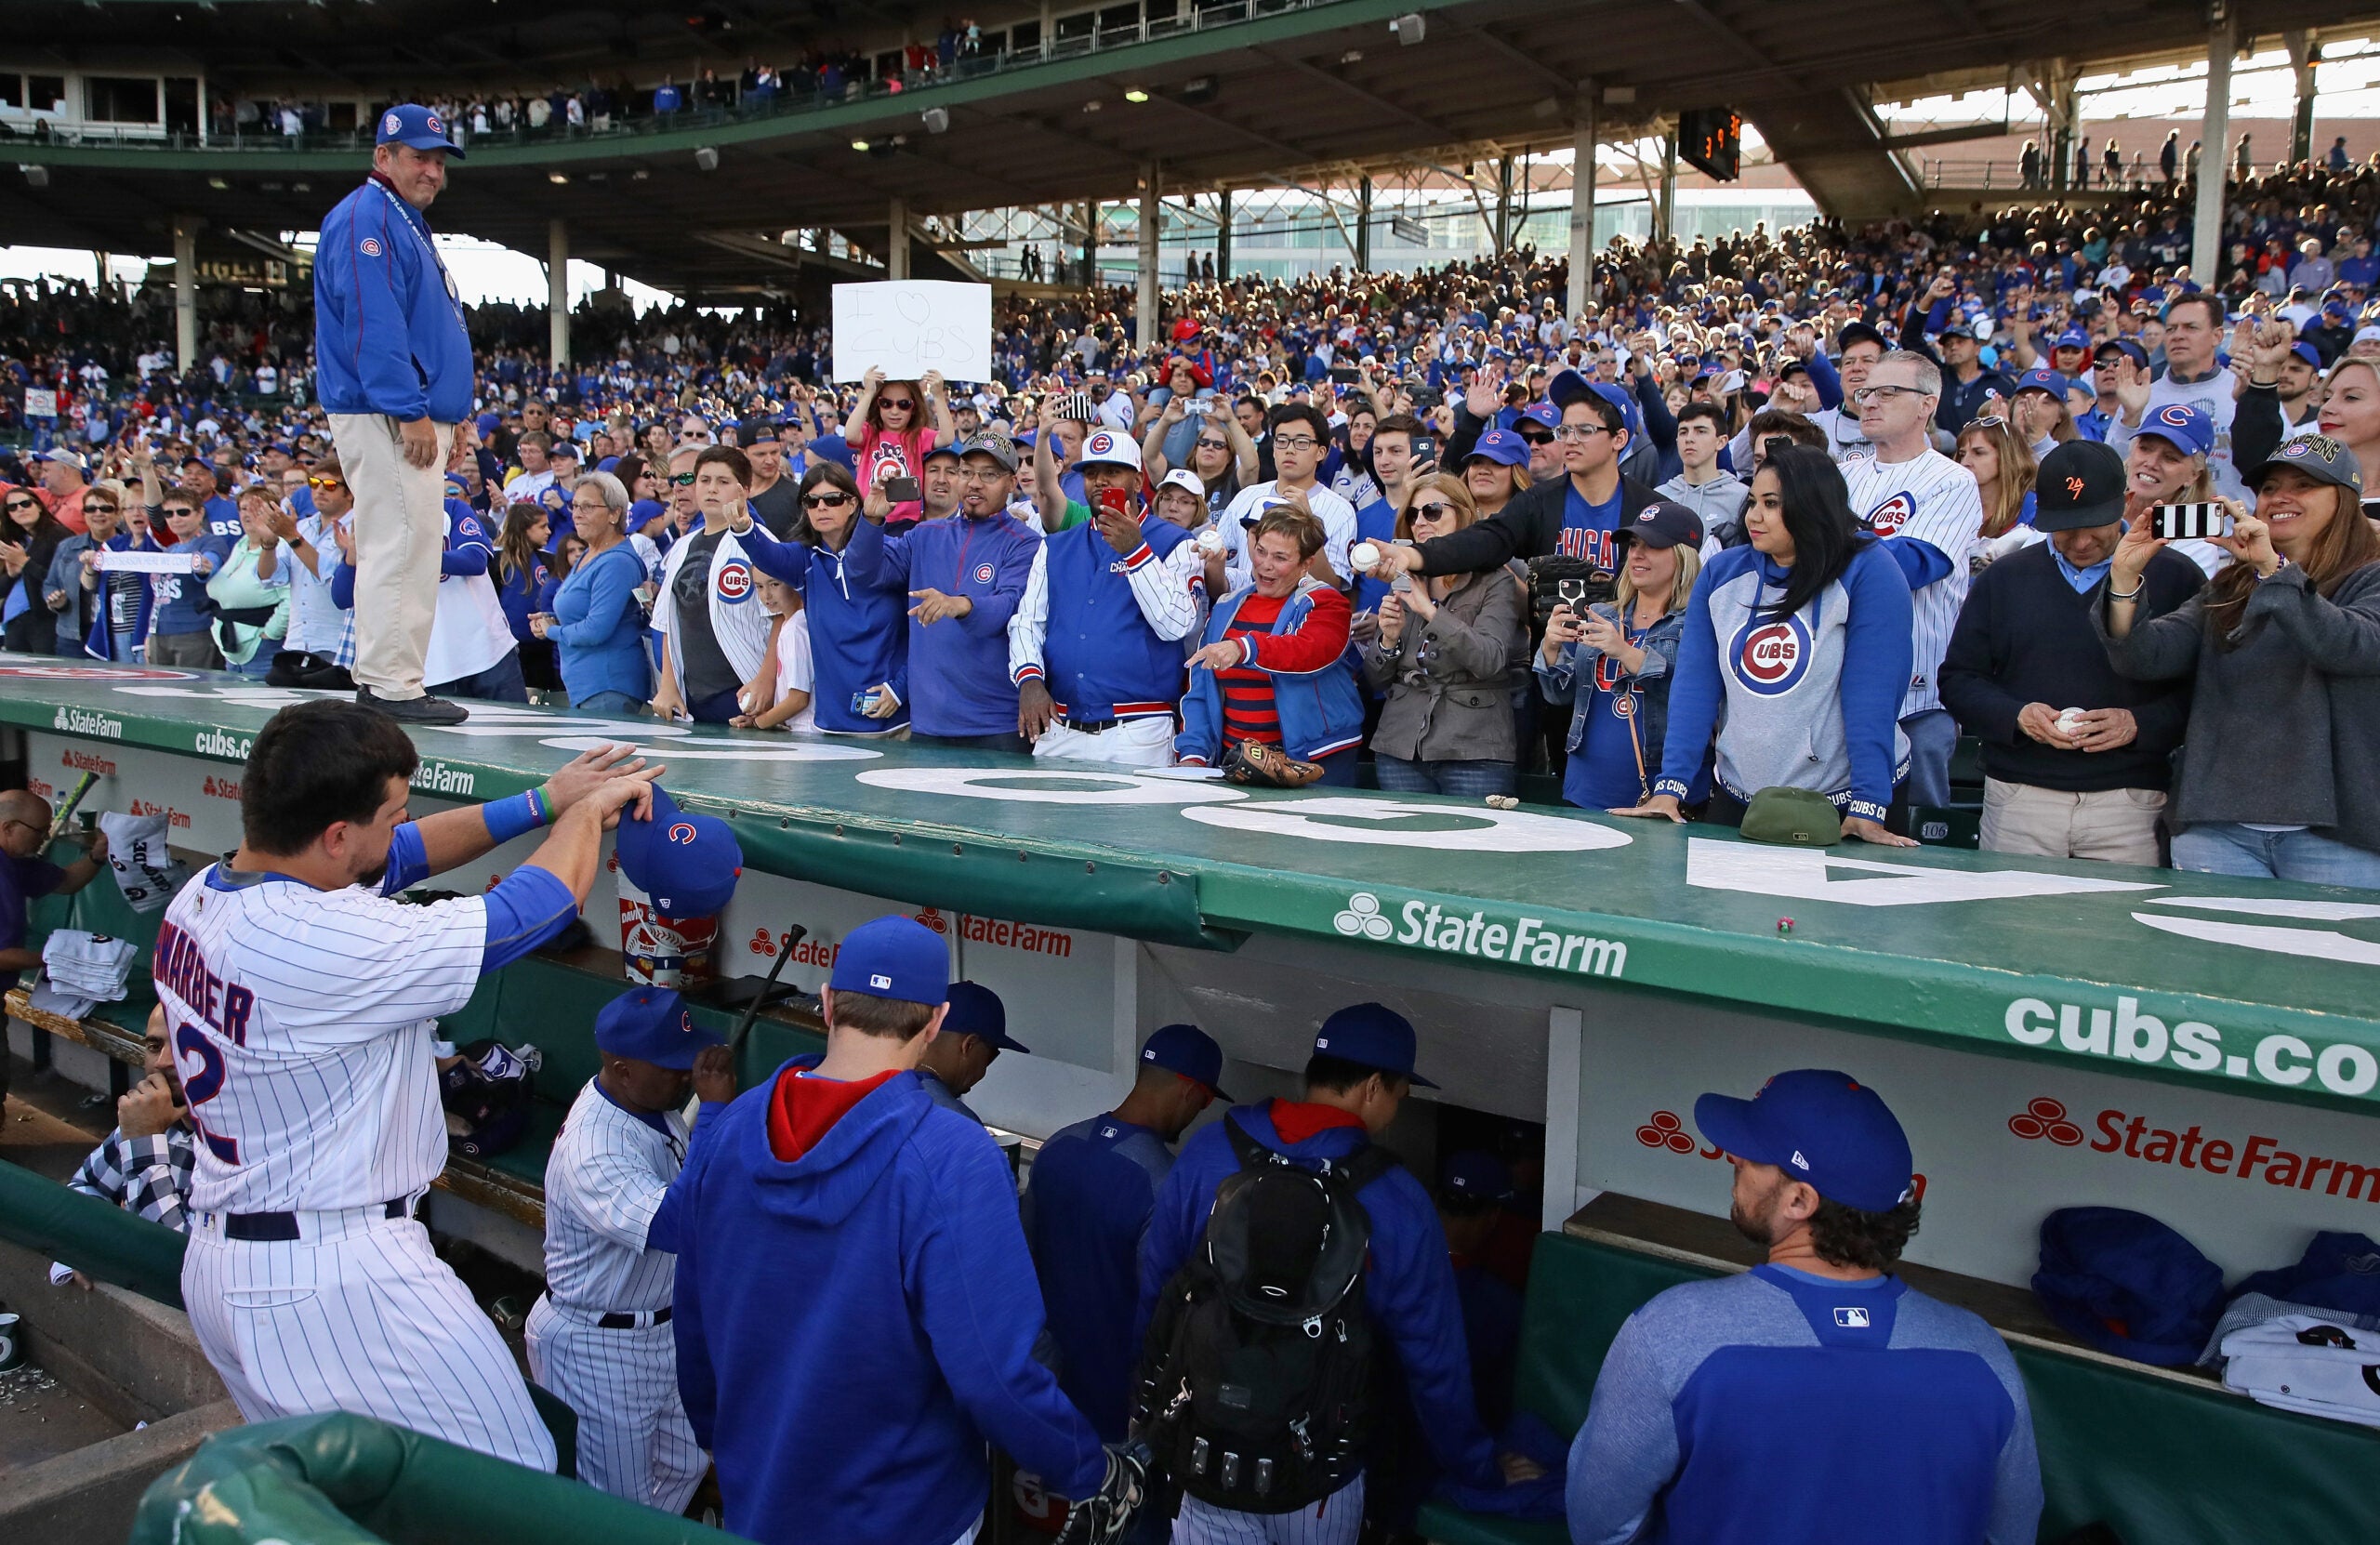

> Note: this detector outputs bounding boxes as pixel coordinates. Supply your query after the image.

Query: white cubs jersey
[155,868,487,1214]
[653,524,775,694]
[426,507,518,686]
[1839,450,1982,718]
[541,1079,687,1314]
[1218,480,1358,590]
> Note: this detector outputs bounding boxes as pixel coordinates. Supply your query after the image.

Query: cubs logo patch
[1729,612,1815,696]
[424,112,443,134]
[973,561,995,585]
[359,237,382,258]
[716,561,753,601]
[1864,491,1917,536]
[384,112,402,136]
[2154,404,2197,429]
[668,822,698,845]
[1086,430,1117,457]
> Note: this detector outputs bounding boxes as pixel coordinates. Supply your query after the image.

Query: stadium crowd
[7,148,2380,882]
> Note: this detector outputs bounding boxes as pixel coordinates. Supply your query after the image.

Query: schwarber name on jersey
[154,868,487,1214]
[1839,450,1982,719]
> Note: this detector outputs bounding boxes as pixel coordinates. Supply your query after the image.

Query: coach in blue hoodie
[1139,1004,1504,1543]
[314,104,479,725]
[652,916,1107,1545]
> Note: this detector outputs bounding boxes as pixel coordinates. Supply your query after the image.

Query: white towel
[99,810,190,915]
[42,930,139,1002]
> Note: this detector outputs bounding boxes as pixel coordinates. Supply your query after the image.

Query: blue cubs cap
[594,985,724,1070]
[2291,340,2323,368]
[615,785,743,921]
[377,102,466,158]
[923,439,965,464]
[1517,402,1561,432]
[2094,338,2151,372]
[1312,1002,1437,1089]
[826,915,950,1005]
[1693,1069,1914,1213]
[1440,1149,1515,1203]
[1463,428,1529,468]
[1140,1023,1227,1097]
[2031,1207,2225,1366]
[2052,329,2092,350]
[2015,368,2069,398]
[944,980,1028,1052]
[2135,402,2215,458]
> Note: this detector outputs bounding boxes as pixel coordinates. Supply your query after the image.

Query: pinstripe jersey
[153,867,486,1214]
[1839,449,1983,718]
[653,523,776,696]
[541,1078,687,1314]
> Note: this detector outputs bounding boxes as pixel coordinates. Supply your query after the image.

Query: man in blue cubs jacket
[1139,1003,1506,1544]
[314,104,479,726]
[652,916,1119,1545]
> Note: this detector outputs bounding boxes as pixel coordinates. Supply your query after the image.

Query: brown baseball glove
[1220,740,1327,787]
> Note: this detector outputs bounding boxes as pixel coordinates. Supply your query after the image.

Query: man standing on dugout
[315,104,480,726]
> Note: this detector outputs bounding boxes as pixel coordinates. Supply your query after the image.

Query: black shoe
[356,687,469,725]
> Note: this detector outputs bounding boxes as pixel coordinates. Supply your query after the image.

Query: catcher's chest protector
[1130,1124,1395,1512]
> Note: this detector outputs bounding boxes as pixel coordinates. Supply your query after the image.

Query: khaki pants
[330,413,452,699]
[1980,778,2165,865]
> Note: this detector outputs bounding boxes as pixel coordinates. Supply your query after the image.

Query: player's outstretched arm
[392,745,652,888]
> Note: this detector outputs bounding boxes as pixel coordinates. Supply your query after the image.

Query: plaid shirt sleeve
[60,1127,195,1234]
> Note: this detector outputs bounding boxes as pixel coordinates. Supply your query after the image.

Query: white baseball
[1351,542,1382,568]
[1196,528,1224,553]
[2056,707,2085,736]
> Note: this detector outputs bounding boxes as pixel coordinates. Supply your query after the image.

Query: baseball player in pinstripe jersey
[161,700,659,1470]
[1841,350,1985,813]
[525,986,734,1511]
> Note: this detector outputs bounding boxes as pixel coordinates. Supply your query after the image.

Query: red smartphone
[1095,486,1132,520]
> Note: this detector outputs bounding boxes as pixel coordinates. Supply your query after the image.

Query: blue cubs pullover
[1138,1102,1501,1489]
[737,522,910,733]
[1028,513,1196,722]
[841,509,1038,737]
[313,177,475,424]
[1566,1266,2042,1545]
[652,1060,1104,1545]
[1024,1114,1176,1441]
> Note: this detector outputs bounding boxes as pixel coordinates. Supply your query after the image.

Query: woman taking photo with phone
[2101,435,2380,885]
[1613,446,1915,844]
[1360,474,1527,796]
[1539,500,1708,812]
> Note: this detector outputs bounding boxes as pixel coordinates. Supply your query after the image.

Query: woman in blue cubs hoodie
[1615,446,1914,843]
[736,463,910,734]
[651,917,1106,1545]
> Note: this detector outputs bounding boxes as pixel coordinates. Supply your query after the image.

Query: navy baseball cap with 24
[1694,1069,1914,1212]
[827,915,950,1005]
[1313,1002,1437,1089]
[944,981,1029,1052]
[1140,1023,1228,1097]
[615,785,743,921]
[595,985,725,1069]
[377,103,466,158]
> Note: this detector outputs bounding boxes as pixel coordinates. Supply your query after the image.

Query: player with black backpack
[1130,1004,1516,1543]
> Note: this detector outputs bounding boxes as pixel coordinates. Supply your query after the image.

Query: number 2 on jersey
[174,1020,241,1164]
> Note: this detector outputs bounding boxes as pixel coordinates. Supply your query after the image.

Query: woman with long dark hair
[1,487,73,654]
[1615,446,1916,844]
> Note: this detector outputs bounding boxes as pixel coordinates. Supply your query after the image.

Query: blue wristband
[482,788,549,846]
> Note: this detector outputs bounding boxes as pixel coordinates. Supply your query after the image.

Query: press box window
[86,76,162,124]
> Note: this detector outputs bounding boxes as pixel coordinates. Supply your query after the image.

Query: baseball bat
[728,926,806,1053]
[46,772,97,844]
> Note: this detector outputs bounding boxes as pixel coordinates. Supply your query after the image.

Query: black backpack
[1130,1120,1395,1513]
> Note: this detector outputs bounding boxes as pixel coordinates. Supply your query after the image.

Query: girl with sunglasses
[849,365,958,526]
[3,485,73,654]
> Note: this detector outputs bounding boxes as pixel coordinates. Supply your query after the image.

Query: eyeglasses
[3,497,37,512]
[669,471,698,486]
[1272,435,1319,452]
[1410,502,1455,522]
[1554,424,1612,442]
[1969,414,2008,429]
[1851,385,1929,405]
[161,507,197,520]
[83,501,117,514]
[879,397,917,410]
[1195,438,1229,452]
[1515,429,1554,446]
[308,476,346,491]
[802,492,854,509]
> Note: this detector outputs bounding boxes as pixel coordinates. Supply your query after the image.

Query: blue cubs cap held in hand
[827,915,951,1006]
[377,103,467,158]
[615,785,743,921]
[944,981,1028,1052]
[595,986,723,1069]
[1140,1023,1228,1098]
[1312,1002,1436,1089]
[1694,1069,1914,1213]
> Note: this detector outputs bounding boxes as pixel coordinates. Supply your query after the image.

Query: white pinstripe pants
[1171,1473,1364,1545]
[182,1211,556,1472]
[524,1294,705,1513]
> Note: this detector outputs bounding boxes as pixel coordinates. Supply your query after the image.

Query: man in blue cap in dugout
[1025,1023,1229,1440]
[1565,1070,2042,1545]
[916,979,1029,1122]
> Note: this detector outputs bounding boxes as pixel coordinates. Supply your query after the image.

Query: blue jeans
[575,690,647,715]
[1900,708,1958,808]
[1372,754,1516,798]
[430,651,530,705]
[2171,824,2380,889]
[688,687,741,724]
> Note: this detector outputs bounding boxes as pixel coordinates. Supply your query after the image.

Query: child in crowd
[732,571,815,733]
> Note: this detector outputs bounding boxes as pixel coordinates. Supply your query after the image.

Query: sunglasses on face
[5,496,39,512]
[879,397,916,410]
[162,507,197,520]
[669,471,698,486]
[84,501,118,514]
[1195,438,1229,452]
[1411,502,1455,522]
[802,492,854,509]
[309,476,345,491]
[1515,429,1554,446]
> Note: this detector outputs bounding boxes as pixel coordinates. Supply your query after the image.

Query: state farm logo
[1334,891,1394,940]
[1636,1110,1710,1156]
[203,774,242,800]
[914,905,949,935]
[127,798,190,831]
[2009,1096,2084,1146]
[60,747,116,777]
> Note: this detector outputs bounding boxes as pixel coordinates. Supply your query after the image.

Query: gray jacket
[2101,560,2380,853]
[1360,568,1527,764]
[1655,471,1751,547]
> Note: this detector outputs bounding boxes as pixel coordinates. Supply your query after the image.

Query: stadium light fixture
[1124,88,1149,103]
[1390,13,1424,45]
[852,139,870,152]
[549,172,569,184]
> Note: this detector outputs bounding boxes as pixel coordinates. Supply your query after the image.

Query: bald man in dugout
[0,788,111,1103]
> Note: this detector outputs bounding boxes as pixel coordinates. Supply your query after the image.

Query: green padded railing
[129,1412,729,1545]
[0,1152,189,1306]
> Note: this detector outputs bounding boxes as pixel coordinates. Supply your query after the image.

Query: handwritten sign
[23,390,57,418]
[95,550,197,574]
[832,281,991,384]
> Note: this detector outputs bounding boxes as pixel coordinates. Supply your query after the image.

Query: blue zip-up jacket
[313,177,474,423]
[1176,583,1367,764]
[546,543,651,706]
[652,1061,1105,1545]
[1138,1102,1501,1489]
[738,522,910,733]
[842,510,1038,738]
[1033,514,1195,721]
[1023,1114,1176,1442]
